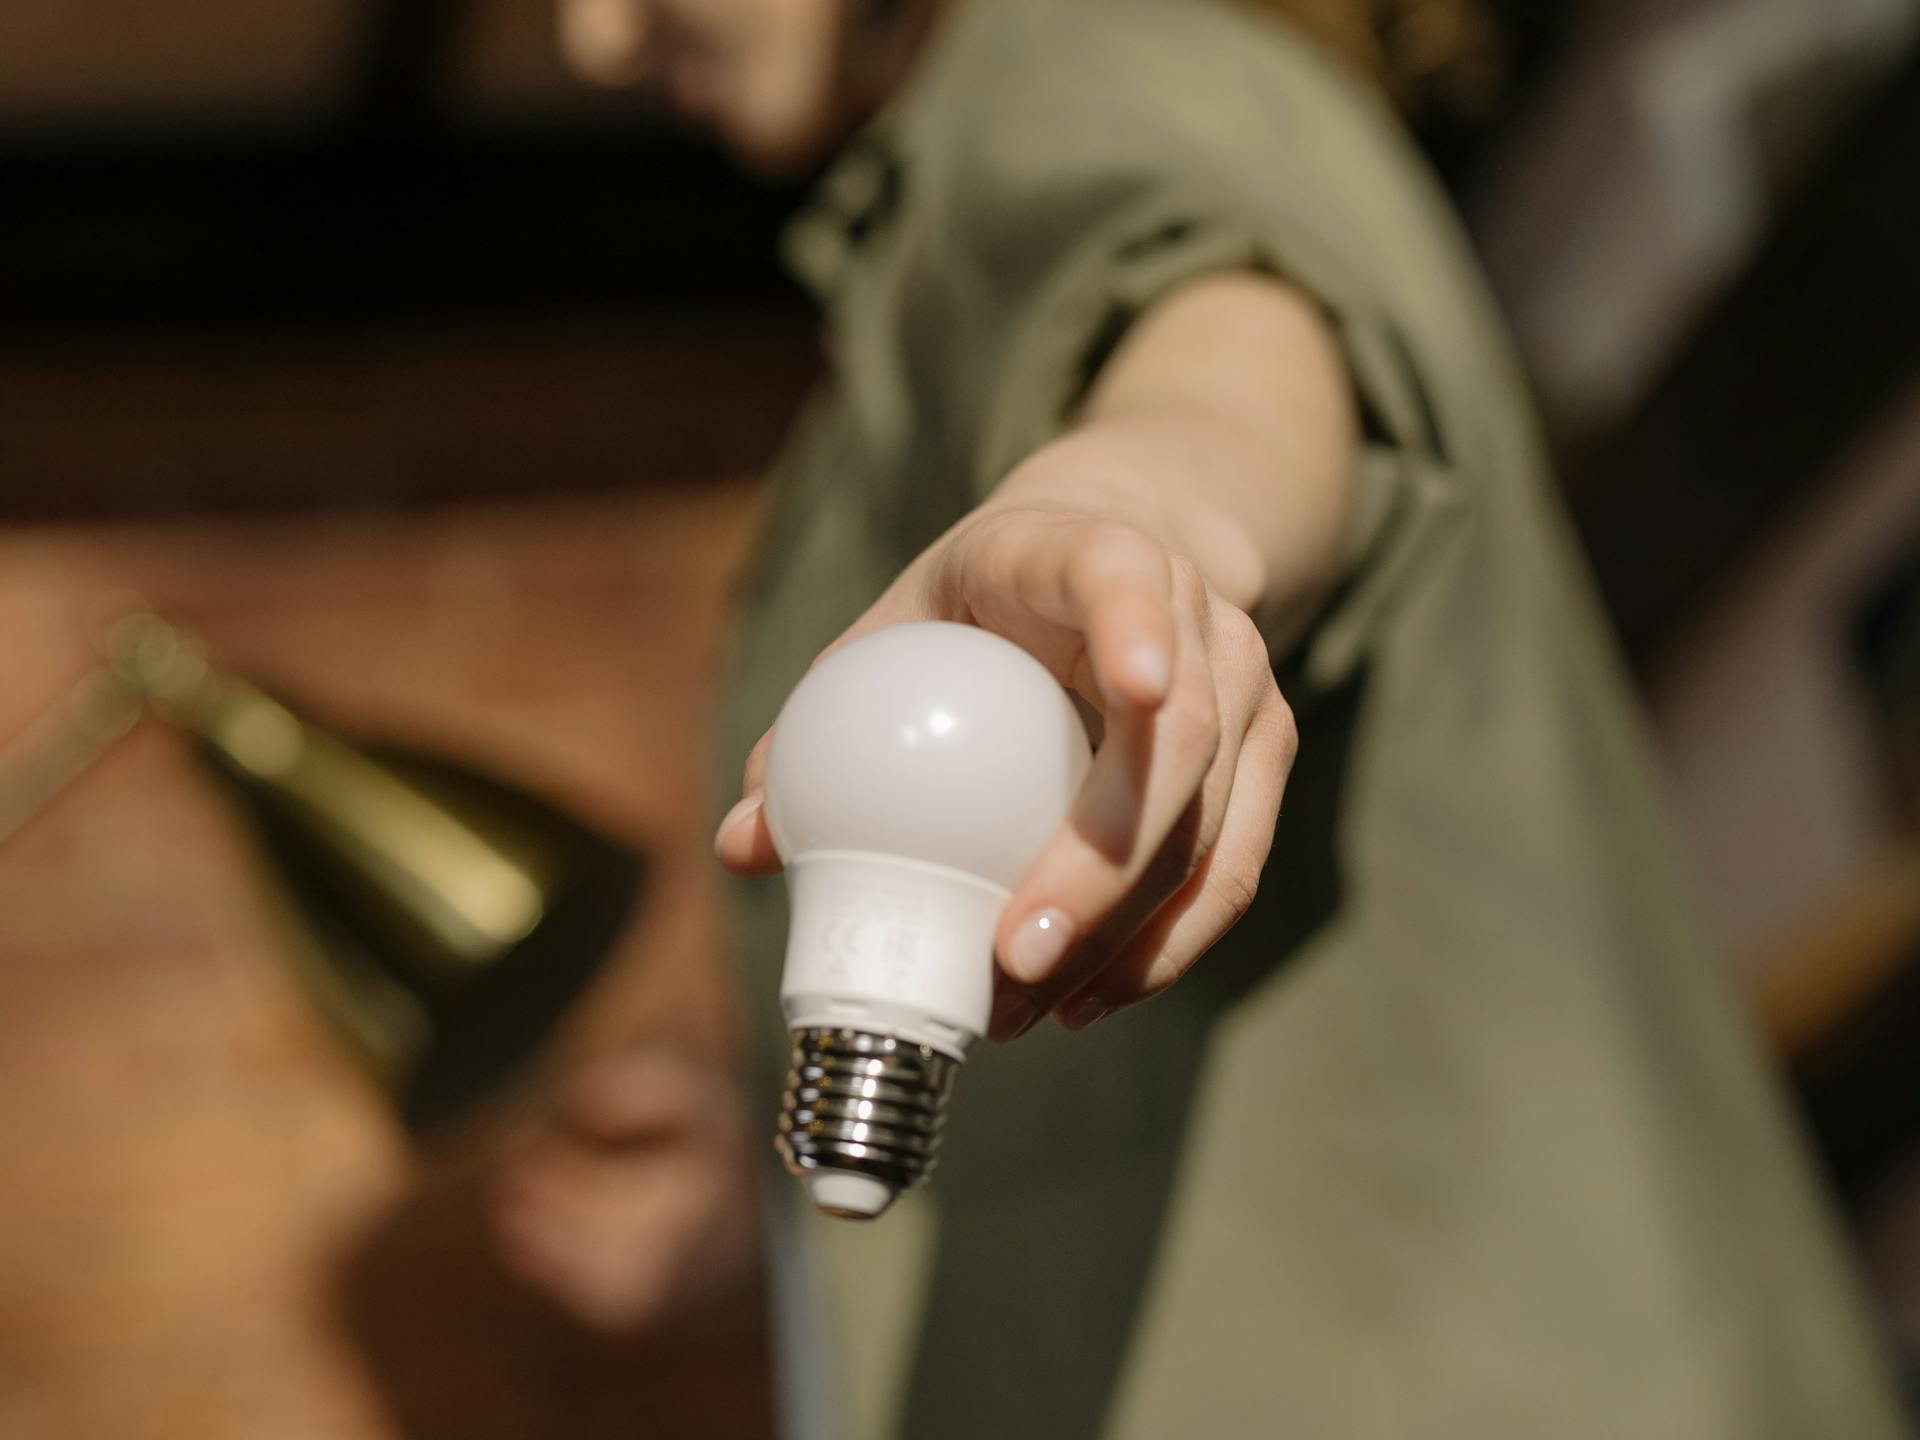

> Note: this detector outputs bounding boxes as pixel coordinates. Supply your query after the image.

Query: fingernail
[1004,908,1074,983]
[713,793,763,855]
[989,990,1040,1042]
[1059,994,1109,1031]
[1127,642,1171,700]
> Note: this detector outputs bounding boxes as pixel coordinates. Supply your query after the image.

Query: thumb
[714,731,781,875]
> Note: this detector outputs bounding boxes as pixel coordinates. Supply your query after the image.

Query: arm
[718,271,1355,1034]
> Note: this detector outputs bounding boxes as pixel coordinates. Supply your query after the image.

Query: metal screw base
[776,1026,958,1219]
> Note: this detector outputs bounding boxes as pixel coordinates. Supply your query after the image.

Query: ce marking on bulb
[819,889,925,994]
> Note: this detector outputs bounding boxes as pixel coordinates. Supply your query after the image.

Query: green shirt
[716,1,1909,1434]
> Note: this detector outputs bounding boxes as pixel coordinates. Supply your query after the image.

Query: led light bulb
[764,621,1092,1220]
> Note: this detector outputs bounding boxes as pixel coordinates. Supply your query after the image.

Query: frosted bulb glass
[763,621,1091,1219]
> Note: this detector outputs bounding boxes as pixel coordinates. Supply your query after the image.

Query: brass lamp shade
[113,616,642,1133]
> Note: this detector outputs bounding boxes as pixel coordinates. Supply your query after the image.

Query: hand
[491,1048,761,1334]
[714,498,1297,1040]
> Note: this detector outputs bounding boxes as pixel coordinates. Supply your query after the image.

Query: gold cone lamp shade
[107,614,642,1133]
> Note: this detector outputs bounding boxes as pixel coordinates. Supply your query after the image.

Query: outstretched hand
[715,497,1297,1041]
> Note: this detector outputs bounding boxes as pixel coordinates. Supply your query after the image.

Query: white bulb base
[778,851,1009,1056]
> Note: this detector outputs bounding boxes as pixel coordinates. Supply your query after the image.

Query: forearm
[987,272,1355,644]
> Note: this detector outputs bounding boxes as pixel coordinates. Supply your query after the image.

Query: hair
[1238,0,1505,119]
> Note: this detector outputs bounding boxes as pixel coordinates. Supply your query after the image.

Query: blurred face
[560,0,896,175]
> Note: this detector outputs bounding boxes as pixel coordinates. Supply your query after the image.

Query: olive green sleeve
[907,0,1488,693]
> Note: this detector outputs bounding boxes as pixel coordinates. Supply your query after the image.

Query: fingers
[1035,520,1177,709]
[992,606,1290,1037]
[964,515,1177,710]
[715,731,780,876]
[1051,685,1294,1025]
[992,579,1221,1004]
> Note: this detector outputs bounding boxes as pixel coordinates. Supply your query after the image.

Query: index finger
[966,516,1177,712]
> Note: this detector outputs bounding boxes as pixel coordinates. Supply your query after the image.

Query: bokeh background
[1,0,1917,1434]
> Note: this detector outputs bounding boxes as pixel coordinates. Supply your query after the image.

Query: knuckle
[1085,517,1146,554]
[1064,534,1104,595]
[1166,551,1207,602]
[1177,839,1220,900]
[1222,604,1268,664]
[974,526,1023,595]
[1074,521,1153,588]
[1213,854,1264,926]
[1162,686,1222,763]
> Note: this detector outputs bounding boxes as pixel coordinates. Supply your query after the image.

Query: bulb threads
[777,1026,958,1215]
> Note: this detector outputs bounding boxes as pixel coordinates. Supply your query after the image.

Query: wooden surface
[0,482,771,1438]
